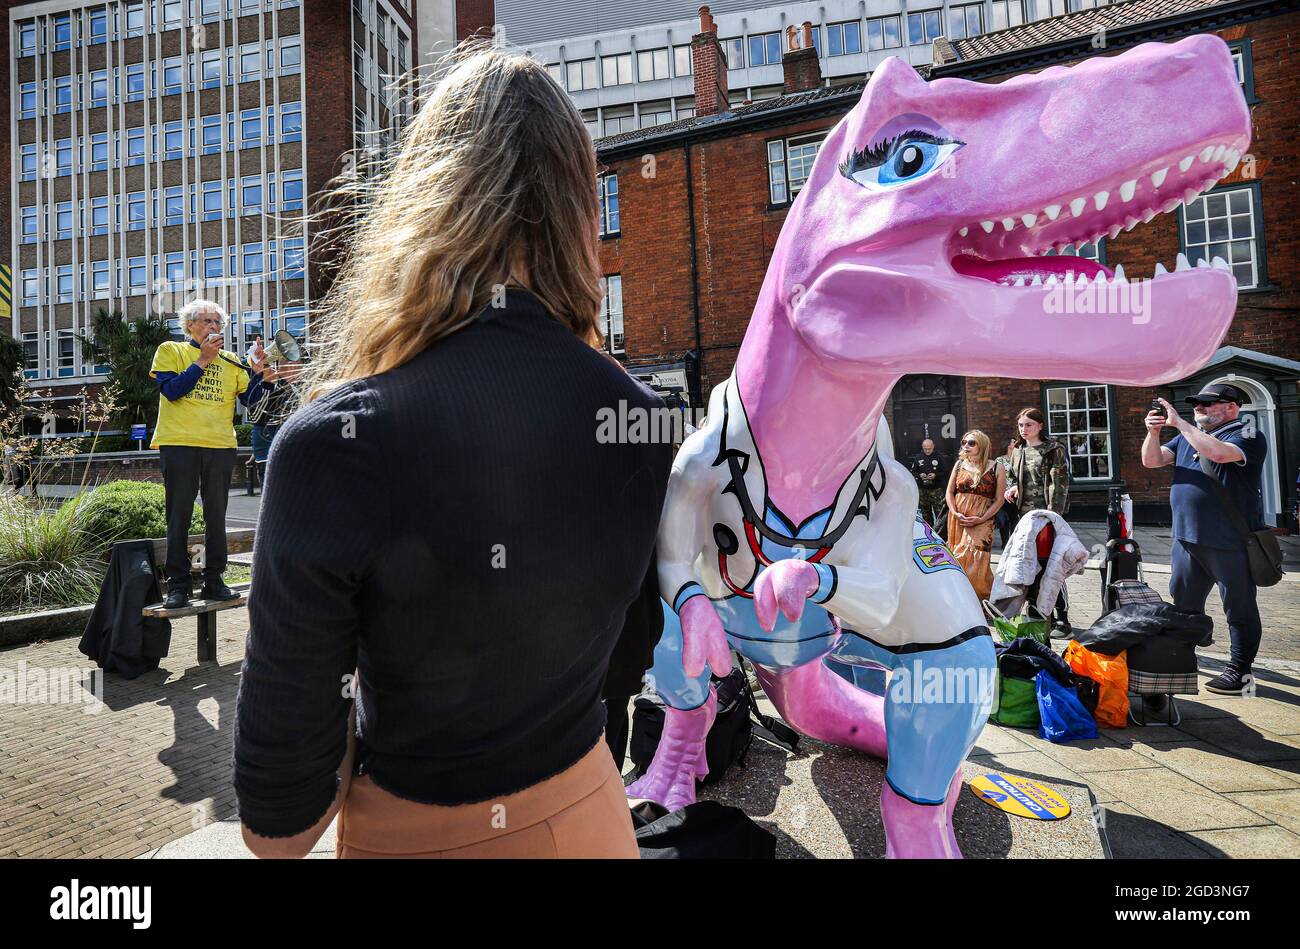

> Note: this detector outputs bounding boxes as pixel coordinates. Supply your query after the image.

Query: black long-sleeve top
[233,289,671,837]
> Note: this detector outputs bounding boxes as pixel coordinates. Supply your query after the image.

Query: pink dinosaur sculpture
[627,35,1250,857]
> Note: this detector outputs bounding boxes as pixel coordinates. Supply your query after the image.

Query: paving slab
[1181,824,1300,859]
[1224,788,1300,836]
[1092,801,1218,859]
[971,723,1035,755]
[1084,767,1275,833]
[1175,719,1300,763]
[1196,697,1300,736]
[1130,741,1299,793]
[1101,724,1191,745]
[1014,732,1163,774]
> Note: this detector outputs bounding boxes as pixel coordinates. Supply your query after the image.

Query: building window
[639,101,672,128]
[637,47,670,82]
[567,58,597,91]
[1230,41,1257,102]
[948,3,984,39]
[126,63,146,102]
[720,37,745,70]
[56,265,74,301]
[163,1,183,27]
[1046,384,1113,480]
[55,77,74,114]
[89,133,110,170]
[990,0,1027,30]
[164,121,185,159]
[601,53,633,87]
[128,257,147,294]
[125,2,145,37]
[52,13,72,51]
[21,270,40,307]
[598,174,620,237]
[1181,185,1263,289]
[866,15,903,50]
[283,239,305,280]
[56,139,74,176]
[164,251,186,287]
[602,108,636,136]
[90,70,109,105]
[242,175,263,214]
[674,44,693,76]
[827,20,862,57]
[56,203,75,240]
[203,247,225,280]
[91,260,112,299]
[748,31,783,68]
[280,36,302,73]
[241,109,262,146]
[241,43,263,81]
[89,7,109,43]
[281,102,303,142]
[58,331,77,377]
[18,22,37,56]
[281,170,304,210]
[199,0,222,23]
[127,127,146,165]
[602,275,624,354]
[20,83,38,120]
[20,144,38,181]
[90,196,111,235]
[163,57,184,94]
[164,186,186,226]
[21,207,39,244]
[202,180,223,220]
[767,133,826,205]
[202,114,223,154]
[128,192,146,230]
[243,243,264,278]
[907,9,944,45]
[201,49,223,87]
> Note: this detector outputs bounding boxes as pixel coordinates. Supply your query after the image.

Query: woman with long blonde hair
[945,429,1006,601]
[233,43,670,859]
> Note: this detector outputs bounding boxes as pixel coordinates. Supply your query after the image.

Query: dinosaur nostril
[714,524,739,555]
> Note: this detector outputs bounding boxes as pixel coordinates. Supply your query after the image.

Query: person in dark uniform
[910,437,948,538]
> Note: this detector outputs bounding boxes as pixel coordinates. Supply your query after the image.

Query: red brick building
[596,0,1299,526]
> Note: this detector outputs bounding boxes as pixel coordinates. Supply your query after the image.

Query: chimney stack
[782,19,822,93]
[691,5,730,116]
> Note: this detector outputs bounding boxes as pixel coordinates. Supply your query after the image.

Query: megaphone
[264,329,303,364]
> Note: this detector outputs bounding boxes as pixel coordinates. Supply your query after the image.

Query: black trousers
[1170,539,1262,672]
[159,446,236,588]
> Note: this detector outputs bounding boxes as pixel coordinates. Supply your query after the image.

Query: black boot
[199,578,239,602]
[164,583,190,609]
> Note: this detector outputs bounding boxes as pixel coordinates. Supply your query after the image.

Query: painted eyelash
[838,130,959,177]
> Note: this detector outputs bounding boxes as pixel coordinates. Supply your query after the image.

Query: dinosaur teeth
[1141,207,1157,223]
[1069,197,1087,218]
[1107,223,1122,239]
[1154,262,1169,278]
[1119,179,1137,202]
[1200,146,1215,162]
[1031,275,1043,286]
[1196,257,1209,268]
[1179,155,1195,172]
[1021,213,1038,228]
[1001,217,1017,231]
[1212,144,1226,162]
[1123,215,1139,231]
[1094,191,1109,211]
[1176,252,1191,271]
[1113,264,1127,283]
[1044,204,1061,221]
[959,227,968,237]
[1151,167,1168,188]
[1044,275,1059,286]
[1013,276,1026,287]
[1223,148,1240,174]
[1162,197,1183,213]
[1212,256,1230,271]
[981,220,995,233]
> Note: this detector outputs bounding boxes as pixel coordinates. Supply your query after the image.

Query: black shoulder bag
[1197,454,1284,587]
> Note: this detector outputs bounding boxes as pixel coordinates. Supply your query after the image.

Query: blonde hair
[304,41,605,401]
[960,429,992,470]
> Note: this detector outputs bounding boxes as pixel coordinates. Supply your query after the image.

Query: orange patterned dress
[947,462,999,601]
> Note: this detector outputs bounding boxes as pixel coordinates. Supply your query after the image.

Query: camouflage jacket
[1005,438,1071,515]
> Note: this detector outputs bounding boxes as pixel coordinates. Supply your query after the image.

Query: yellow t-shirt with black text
[149,340,248,449]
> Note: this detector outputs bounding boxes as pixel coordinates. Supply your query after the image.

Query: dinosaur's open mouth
[948,137,1247,287]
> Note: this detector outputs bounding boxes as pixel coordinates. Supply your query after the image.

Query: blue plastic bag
[1036,670,1099,743]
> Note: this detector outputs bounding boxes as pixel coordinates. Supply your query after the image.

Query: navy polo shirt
[1165,419,1267,549]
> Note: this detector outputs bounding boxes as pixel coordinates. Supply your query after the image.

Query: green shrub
[79,480,204,547]
[0,495,103,613]
[235,423,253,447]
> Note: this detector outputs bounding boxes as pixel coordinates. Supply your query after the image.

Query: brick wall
[455,0,495,41]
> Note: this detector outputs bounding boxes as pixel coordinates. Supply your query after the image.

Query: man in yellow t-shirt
[149,299,274,608]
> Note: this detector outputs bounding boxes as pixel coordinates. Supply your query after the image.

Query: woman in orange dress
[945,430,1007,601]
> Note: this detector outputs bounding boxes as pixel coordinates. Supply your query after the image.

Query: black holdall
[1197,454,1284,587]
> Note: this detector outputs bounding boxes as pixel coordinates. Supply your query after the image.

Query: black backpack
[627,663,799,786]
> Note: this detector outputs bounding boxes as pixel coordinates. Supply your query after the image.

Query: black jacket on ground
[995,636,1074,684]
[233,288,672,837]
[1074,604,1214,655]
[78,540,171,680]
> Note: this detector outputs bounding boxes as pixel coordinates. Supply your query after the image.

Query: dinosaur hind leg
[753,657,888,760]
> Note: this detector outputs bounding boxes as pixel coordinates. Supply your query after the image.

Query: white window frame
[602,275,624,355]
[1181,185,1261,290]
[1045,384,1115,482]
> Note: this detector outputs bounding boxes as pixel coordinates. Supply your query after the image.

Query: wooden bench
[122,527,257,662]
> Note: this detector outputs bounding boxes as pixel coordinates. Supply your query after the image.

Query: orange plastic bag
[1063,641,1130,728]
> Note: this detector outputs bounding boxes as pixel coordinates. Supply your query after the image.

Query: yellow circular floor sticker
[968,773,1071,820]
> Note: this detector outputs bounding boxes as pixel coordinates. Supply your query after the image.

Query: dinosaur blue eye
[839,132,963,190]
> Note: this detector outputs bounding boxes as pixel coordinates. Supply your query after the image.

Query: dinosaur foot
[882,771,965,859]
[625,691,718,812]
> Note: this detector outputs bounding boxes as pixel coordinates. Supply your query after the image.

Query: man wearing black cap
[1142,383,1267,695]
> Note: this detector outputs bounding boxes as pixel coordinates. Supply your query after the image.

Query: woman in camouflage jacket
[1003,407,1071,516]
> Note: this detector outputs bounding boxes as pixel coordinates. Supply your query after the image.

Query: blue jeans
[1169,539,1262,672]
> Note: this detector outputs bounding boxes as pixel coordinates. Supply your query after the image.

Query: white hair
[178,298,228,329]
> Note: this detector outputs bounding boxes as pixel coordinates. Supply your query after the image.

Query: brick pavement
[2,569,1298,858]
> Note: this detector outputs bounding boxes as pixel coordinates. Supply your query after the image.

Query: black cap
[1185,383,1246,407]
